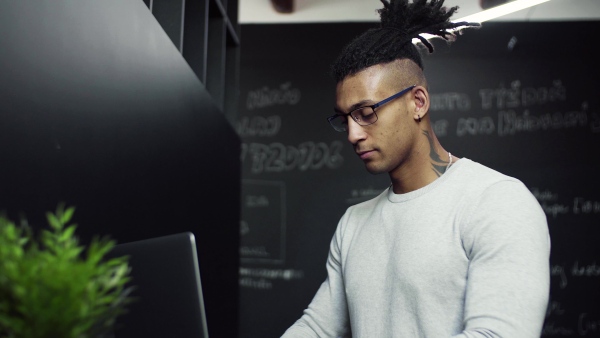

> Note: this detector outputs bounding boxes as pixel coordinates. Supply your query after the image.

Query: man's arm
[281,217,351,338]
[453,180,551,338]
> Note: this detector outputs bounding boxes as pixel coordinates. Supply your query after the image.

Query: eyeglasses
[327,84,416,132]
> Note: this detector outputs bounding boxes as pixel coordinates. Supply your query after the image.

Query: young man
[282,0,550,337]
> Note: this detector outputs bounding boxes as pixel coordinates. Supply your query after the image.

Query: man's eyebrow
[333,99,373,114]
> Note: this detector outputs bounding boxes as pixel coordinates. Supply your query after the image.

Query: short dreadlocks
[331,0,480,83]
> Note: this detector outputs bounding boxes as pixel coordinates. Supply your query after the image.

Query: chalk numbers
[242,141,344,174]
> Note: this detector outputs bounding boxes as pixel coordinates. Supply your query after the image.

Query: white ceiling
[239,0,600,24]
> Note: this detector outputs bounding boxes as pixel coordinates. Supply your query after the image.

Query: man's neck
[389,130,450,194]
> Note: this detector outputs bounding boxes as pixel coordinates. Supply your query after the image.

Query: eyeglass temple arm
[371,85,416,109]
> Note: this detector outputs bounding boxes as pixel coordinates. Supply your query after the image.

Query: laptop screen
[107,232,209,338]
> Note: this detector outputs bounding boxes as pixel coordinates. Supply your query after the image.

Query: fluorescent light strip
[414,0,551,42]
[456,0,550,23]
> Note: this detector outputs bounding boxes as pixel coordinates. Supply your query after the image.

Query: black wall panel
[0,1,239,337]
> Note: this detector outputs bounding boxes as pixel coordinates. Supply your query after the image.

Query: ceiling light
[414,0,551,42]
[456,0,551,23]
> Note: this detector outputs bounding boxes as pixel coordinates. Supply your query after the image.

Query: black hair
[331,0,480,83]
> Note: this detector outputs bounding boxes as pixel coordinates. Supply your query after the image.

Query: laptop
[106,232,210,338]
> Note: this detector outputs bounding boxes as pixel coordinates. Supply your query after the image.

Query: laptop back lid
[107,232,209,338]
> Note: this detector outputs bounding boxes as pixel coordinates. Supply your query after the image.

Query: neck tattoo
[446,152,452,172]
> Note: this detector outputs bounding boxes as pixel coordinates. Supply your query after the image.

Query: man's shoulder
[454,158,537,206]
[455,158,523,189]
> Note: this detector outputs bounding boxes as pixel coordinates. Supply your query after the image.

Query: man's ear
[412,86,430,122]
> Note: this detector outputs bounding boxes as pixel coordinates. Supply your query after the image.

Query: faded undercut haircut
[331,0,480,83]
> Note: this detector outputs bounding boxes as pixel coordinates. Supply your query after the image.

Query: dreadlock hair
[331,0,480,83]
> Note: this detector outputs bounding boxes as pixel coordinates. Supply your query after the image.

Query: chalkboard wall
[237,21,600,337]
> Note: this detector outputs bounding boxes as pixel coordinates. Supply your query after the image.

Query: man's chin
[364,162,387,175]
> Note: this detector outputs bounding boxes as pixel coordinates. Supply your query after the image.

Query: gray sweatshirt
[282,159,550,338]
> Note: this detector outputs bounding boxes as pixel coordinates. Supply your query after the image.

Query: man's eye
[358,108,375,120]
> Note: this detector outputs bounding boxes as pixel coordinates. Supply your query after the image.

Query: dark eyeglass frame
[327,84,416,132]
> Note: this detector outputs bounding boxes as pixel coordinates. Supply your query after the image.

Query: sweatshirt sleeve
[452,180,551,338]
[281,216,351,338]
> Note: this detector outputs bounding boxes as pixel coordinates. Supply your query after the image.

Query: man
[282,0,550,337]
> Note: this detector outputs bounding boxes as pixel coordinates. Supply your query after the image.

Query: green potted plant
[0,204,134,338]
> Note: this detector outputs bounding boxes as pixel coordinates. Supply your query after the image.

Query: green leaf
[60,225,77,243]
[60,206,75,225]
[46,212,62,231]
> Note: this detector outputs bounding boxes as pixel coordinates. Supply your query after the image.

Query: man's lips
[357,150,375,160]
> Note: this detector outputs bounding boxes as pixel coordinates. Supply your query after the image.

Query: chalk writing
[542,322,575,336]
[239,267,304,280]
[551,261,600,290]
[530,188,569,218]
[430,92,471,111]
[578,313,600,336]
[240,246,270,257]
[527,189,600,218]
[240,220,250,236]
[241,141,344,174]
[542,301,592,337]
[532,188,559,202]
[239,267,305,289]
[552,264,568,289]
[346,186,386,204]
[240,180,286,263]
[497,106,588,137]
[572,261,600,278]
[456,116,495,137]
[246,82,301,110]
[351,187,382,198]
[246,195,269,207]
[432,119,449,137]
[542,203,570,218]
[239,277,272,290]
[237,115,281,137]
[541,310,600,336]
[480,80,566,110]
[573,198,600,214]
[547,300,567,317]
[448,102,596,137]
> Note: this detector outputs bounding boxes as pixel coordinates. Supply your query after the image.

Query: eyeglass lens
[329,107,377,132]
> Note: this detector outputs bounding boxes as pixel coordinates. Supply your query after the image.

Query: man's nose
[347,117,367,145]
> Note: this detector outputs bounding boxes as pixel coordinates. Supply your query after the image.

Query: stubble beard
[363,158,389,175]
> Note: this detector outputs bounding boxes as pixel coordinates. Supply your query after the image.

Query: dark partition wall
[237,22,600,337]
[0,1,239,337]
